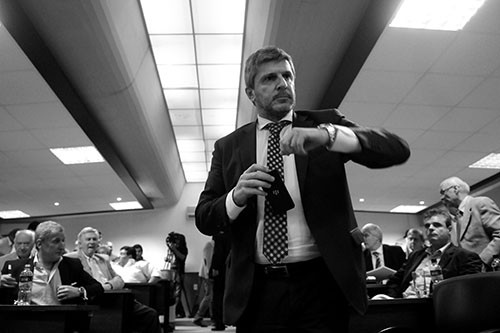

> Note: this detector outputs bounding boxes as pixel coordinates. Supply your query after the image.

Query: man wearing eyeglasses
[440,176,500,269]
[374,208,481,299]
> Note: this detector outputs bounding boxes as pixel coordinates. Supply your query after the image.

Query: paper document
[366,266,396,281]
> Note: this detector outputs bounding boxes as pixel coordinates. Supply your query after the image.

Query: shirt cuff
[226,188,246,221]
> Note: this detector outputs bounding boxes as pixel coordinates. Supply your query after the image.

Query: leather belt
[255,257,324,278]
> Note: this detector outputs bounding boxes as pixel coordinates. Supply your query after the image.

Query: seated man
[362,223,406,271]
[403,228,425,259]
[0,221,103,305]
[375,208,482,299]
[113,246,161,283]
[66,227,161,333]
[0,229,36,274]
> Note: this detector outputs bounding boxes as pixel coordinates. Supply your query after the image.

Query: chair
[433,271,500,333]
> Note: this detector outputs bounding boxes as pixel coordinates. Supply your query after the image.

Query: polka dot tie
[263,120,290,264]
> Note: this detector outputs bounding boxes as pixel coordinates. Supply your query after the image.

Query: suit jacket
[364,244,406,271]
[385,244,482,298]
[195,109,410,323]
[456,196,500,265]
[65,251,125,290]
[0,256,103,305]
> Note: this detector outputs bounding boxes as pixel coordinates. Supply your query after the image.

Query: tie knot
[372,252,380,257]
[265,121,290,135]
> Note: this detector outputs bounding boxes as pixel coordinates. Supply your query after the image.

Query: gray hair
[441,176,470,194]
[35,221,64,245]
[14,229,35,244]
[77,227,100,243]
[361,223,383,242]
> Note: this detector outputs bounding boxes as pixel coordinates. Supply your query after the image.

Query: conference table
[0,304,98,333]
[350,298,435,333]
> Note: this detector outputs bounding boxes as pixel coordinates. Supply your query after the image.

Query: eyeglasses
[440,185,456,195]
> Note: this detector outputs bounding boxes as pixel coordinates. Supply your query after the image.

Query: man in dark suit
[378,209,482,299]
[195,46,410,332]
[362,223,406,271]
[440,176,500,269]
[0,221,103,305]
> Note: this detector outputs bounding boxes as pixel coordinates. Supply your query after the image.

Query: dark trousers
[236,258,349,333]
[212,271,226,327]
[132,300,161,333]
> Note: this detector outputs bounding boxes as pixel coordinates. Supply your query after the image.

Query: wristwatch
[317,123,338,148]
[79,287,88,301]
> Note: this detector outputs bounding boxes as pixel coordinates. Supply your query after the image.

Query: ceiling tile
[343,70,421,104]
[0,26,33,72]
[431,32,500,76]
[169,109,202,126]
[6,102,76,129]
[0,107,23,131]
[30,127,93,148]
[404,73,482,106]
[173,125,203,139]
[454,132,500,153]
[431,107,499,132]
[0,131,44,151]
[460,77,500,109]
[411,130,471,150]
[383,104,450,129]
[340,102,396,127]
[364,28,455,72]
[0,71,56,105]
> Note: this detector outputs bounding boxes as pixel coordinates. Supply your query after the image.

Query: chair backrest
[433,271,500,332]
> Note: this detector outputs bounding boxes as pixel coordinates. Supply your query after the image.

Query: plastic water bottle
[16,264,33,306]
[430,259,444,294]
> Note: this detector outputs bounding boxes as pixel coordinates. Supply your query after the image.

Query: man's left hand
[280,127,329,155]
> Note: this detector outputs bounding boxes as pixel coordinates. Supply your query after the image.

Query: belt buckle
[264,265,289,278]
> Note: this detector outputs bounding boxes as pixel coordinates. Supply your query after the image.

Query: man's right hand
[232,164,274,207]
[0,274,17,288]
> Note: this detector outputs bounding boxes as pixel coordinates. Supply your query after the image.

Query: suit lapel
[236,122,256,172]
[439,245,454,268]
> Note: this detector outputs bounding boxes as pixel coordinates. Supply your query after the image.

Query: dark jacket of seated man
[0,256,103,305]
[384,209,482,298]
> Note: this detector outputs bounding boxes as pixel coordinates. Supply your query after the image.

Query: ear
[245,87,255,105]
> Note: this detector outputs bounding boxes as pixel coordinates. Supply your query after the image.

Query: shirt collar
[425,242,451,258]
[257,111,293,131]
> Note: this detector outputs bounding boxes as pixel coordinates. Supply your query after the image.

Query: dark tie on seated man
[0,221,103,305]
[65,226,161,333]
[373,208,482,299]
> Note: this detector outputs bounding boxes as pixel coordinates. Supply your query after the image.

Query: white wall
[1,183,422,272]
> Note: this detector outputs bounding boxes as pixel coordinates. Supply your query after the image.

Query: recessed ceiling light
[54,202,60,206]
[390,205,428,213]
[116,197,122,201]
[419,201,425,205]
[390,0,486,31]
[359,198,365,202]
[50,146,105,165]
[109,201,143,210]
[0,210,30,219]
[469,153,500,169]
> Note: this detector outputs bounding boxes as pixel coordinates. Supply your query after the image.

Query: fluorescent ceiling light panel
[390,205,427,213]
[0,210,30,219]
[158,65,198,88]
[202,109,237,125]
[150,35,195,65]
[469,153,500,169]
[141,0,246,183]
[164,89,200,109]
[177,140,205,152]
[141,0,192,34]
[50,146,105,165]
[191,0,246,33]
[390,0,486,31]
[109,201,143,210]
